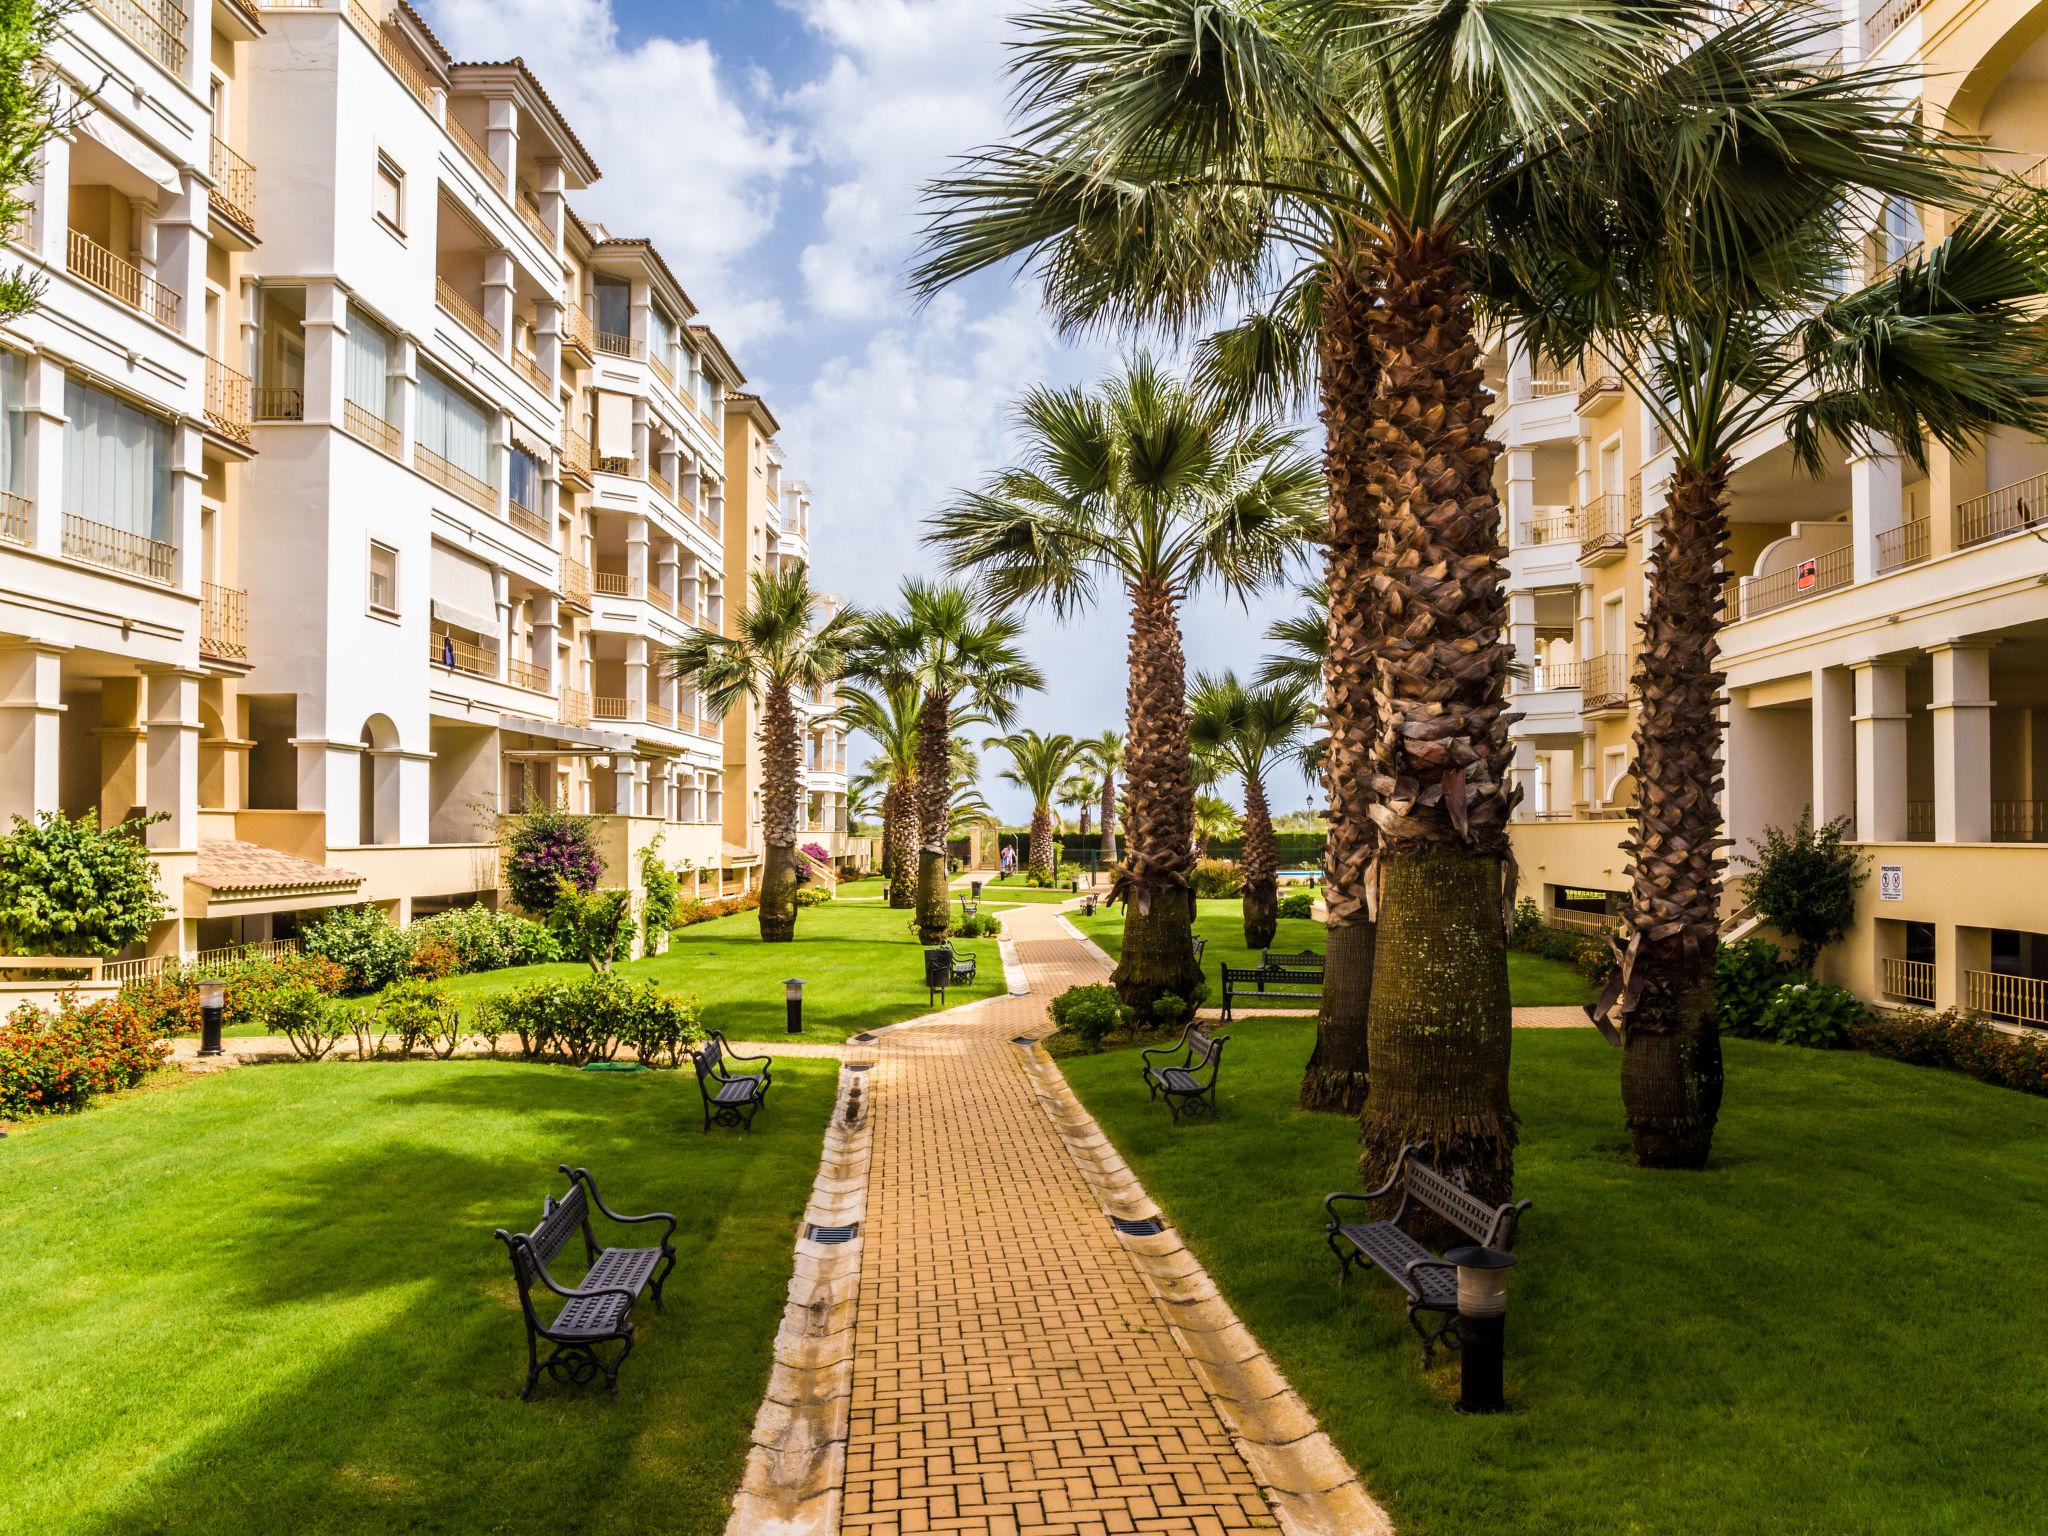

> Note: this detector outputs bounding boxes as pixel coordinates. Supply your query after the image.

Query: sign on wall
[1795,557,1819,592]
[1879,864,1903,902]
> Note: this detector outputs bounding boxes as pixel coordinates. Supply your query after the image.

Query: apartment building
[0,0,841,976]
[1495,0,2048,1027]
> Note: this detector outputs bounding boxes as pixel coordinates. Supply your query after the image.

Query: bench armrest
[718,1041,773,1068]
[1322,1190,1374,1225]
[1402,1257,1457,1285]
[523,1247,638,1308]
[560,1166,679,1247]
[1140,1028,1191,1067]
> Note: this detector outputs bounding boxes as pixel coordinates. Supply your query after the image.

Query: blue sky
[419,0,1321,820]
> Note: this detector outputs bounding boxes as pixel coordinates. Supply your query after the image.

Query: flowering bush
[504,806,603,916]
[119,952,346,1036]
[302,907,411,994]
[0,996,168,1116]
[1848,1008,2048,1097]
[794,885,832,908]
[1751,980,1865,1049]
[673,892,761,929]
[474,974,699,1066]
[1191,859,1243,899]
[407,904,558,973]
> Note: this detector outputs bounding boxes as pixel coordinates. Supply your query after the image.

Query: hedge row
[1051,832,1328,867]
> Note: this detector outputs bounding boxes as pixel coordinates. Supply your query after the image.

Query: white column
[1848,439,1902,585]
[1509,588,1537,688]
[33,105,70,269]
[536,158,566,250]
[158,169,208,348]
[1928,640,1995,844]
[303,280,347,426]
[625,514,650,597]
[26,352,65,556]
[483,249,515,362]
[142,667,202,850]
[0,642,65,821]
[1511,736,1537,820]
[396,749,431,845]
[1505,448,1534,550]
[1812,665,1856,828]
[626,635,648,718]
[172,423,203,594]
[1851,658,1909,843]
[395,335,419,458]
[486,96,519,188]
[536,300,562,391]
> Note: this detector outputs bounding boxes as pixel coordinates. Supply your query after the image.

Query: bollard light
[1445,1245,1516,1414]
[881,881,891,905]
[198,978,226,1058]
[784,977,805,1034]
[971,879,983,900]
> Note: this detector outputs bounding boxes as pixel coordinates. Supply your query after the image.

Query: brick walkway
[842,903,1278,1536]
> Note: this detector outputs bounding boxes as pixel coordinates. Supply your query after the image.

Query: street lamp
[198,978,226,1058]
[1445,1245,1517,1414]
[784,978,805,1034]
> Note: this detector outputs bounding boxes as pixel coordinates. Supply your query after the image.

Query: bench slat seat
[1139,1024,1227,1122]
[1220,961,1323,1021]
[553,1291,633,1338]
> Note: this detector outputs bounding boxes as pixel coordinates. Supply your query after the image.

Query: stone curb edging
[1016,1037,1394,1536]
[1053,913,1118,971]
[722,1061,876,1536]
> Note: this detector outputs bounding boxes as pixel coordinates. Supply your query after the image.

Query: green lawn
[1,1056,839,1535]
[958,881,1090,904]
[350,900,1002,1043]
[1060,1022,2048,1534]
[1073,897,1595,1007]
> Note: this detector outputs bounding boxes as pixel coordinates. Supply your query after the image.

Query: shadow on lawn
[66,1065,832,1536]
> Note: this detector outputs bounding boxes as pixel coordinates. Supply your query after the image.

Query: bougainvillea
[504,806,604,916]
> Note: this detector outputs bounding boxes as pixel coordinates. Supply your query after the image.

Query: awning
[431,598,499,636]
[431,543,499,635]
[596,389,635,457]
[75,110,181,196]
[498,712,636,752]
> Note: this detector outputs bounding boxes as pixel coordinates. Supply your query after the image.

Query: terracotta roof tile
[193,841,364,895]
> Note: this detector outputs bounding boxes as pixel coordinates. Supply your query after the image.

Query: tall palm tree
[831,681,924,906]
[911,0,1993,1199]
[987,729,1083,874]
[1529,192,2048,1165]
[1080,729,1124,866]
[928,357,1321,1020]
[664,563,855,942]
[1059,771,1099,840]
[1187,672,1313,948]
[849,581,1043,942]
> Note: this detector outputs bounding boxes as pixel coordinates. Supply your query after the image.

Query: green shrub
[612,979,702,1067]
[263,983,347,1061]
[1753,980,1865,1048]
[476,981,574,1061]
[376,978,461,1058]
[407,937,459,981]
[954,911,1001,938]
[474,974,695,1066]
[1191,859,1243,899]
[674,891,760,928]
[302,907,410,994]
[1023,862,1055,887]
[1736,812,1869,971]
[0,810,169,959]
[0,996,167,1115]
[548,882,636,973]
[1716,939,1797,1037]
[1847,1008,2048,1096]
[1049,983,1129,1049]
[639,841,682,956]
[1276,891,1316,920]
[1572,936,1617,986]
[794,885,832,908]
[406,905,555,973]
[1508,897,1545,951]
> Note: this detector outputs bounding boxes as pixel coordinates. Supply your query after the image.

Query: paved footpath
[841,902,1278,1536]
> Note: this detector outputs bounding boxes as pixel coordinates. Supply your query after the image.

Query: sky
[418,0,1321,821]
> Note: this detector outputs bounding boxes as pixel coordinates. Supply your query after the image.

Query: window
[593,276,630,343]
[0,351,26,496]
[649,306,676,375]
[416,366,494,484]
[64,379,171,540]
[344,306,399,426]
[368,541,398,615]
[509,443,542,512]
[373,154,405,234]
[696,366,714,414]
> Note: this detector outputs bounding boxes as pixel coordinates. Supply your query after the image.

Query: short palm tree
[1188,672,1313,948]
[1193,795,1241,856]
[1059,771,1099,841]
[848,581,1043,942]
[1080,730,1124,865]
[830,681,924,906]
[928,356,1321,1021]
[912,0,1995,1198]
[664,563,855,942]
[987,729,1083,874]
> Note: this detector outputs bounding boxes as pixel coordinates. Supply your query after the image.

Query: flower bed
[0,995,169,1117]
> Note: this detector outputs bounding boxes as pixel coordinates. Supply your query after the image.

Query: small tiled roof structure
[193,842,364,899]
[721,842,761,866]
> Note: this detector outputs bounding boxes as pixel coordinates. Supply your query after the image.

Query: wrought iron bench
[1192,935,1207,962]
[494,1165,678,1398]
[693,1034,772,1131]
[1262,947,1321,969]
[923,941,977,1004]
[1323,1144,1531,1360]
[1139,1022,1228,1122]
[1219,959,1322,1020]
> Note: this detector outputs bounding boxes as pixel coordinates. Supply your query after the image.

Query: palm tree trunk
[1029,804,1054,875]
[1604,460,1729,1168]
[1112,578,1202,1022]
[758,681,803,943]
[884,778,919,907]
[1240,773,1279,949]
[1100,772,1118,865]
[1357,227,1518,1203]
[1302,255,1378,1114]
[914,689,952,943]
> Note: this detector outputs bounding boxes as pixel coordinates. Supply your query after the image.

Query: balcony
[1519,509,1576,547]
[1577,494,1628,564]
[1575,362,1621,411]
[508,496,549,542]
[349,1,438,109]
[1520,365,1574,401]
[209,136,256,234]
[506,656,550,694]
[204,359,252,445]
[512,348,550,397]
[514,183,551,247]
[1992,801,2048,844]
[448,115,504,193]
[200,582,248,661]
[596,327,640,360]
[1581,652,1632,713]
[595,454,642,478]
[1881,958,1935,1006]
[560,557,592,608]
[254,386,304,422]
[561,688,592,727]
[593,694,630,722]
[429,632,498,680]
[68,230,179,328]
[343,400,402,458]
[1739,544,1852,619]
[1866,0,1922,48]
[562,305,596,358]
[436,277,501,352]
[649,464,676,505]
[417,446,496,514]
[560,428,593,485]
[90,0,188,75]
[1964,969,2048,1028]
[0,491,27,546]
[1958,471,2047,550]
[1876,516,1930,574]
[63,514,174,584]
[1529,658,1584,691]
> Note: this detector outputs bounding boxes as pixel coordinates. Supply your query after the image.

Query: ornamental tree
[0,810,167,957]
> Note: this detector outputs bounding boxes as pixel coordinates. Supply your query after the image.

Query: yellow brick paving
[842,901,1279,1536]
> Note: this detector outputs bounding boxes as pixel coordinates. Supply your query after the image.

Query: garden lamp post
[1445,1246,1516,1413]
[198,978,226,1058]
[785,977,805,1034]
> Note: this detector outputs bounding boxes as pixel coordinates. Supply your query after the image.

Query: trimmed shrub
[0,810,168,958]
[1750,980,1865,1049]
[504,806,603,916]
[1191,859,1243,899]
[476,974,698,1066]
[302,907,410,994]
[795,885,832,908]
[548,882,636,972]
[1736,812,1869,971]
[262,983,347,1061]
[639,844,682,957]
[0,996,167,1116]
[1276,891,1316,921]
[1023,862,1055,887]
[953,911,1001,938]
[1049,983,1129,1050]
[1715,939,1797,1036]
[376,978,460,1058]
[407,938,459,981]
[1846,1008,2048,1097]
[406,905,557,973]
[673,892,762,929]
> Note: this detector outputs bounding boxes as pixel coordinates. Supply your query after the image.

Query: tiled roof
[689,324,746,388]
[193,841,363,896]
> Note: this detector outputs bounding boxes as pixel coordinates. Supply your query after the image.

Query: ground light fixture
[785,978,805,1034]
[1445,1245,1516,1413]
[197,978,226,1058]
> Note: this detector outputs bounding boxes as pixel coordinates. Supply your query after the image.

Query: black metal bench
[1139,1023,1228,1122]
[693,1034,772,1131]
[1220,958,1322,1020]
[1262,947,1321,969]
[923,941,977,1004]
[494,1165,678,1398]
[1323,1144,1531,1360]
[1192,935,1206,962]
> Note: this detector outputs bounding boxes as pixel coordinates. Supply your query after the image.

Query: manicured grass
[360,900,1002,1043]
[1060,1022,2048,1534]
[957,881,1090,904]
[1074,897,1595,1007]
[1,1056,839,1535]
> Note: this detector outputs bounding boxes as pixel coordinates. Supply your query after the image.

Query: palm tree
[911,0,1993,1198]
[1080,730,1124,866]
[664,563,855,942]
[1529,194,2048,1165]
[1059,771,1099,841]
[1188,672,1313,948]
[928,357,1321,1020]
[1193,795,1241,856]
[987,729,1083,874]
[848,581,1043,942]
[831,682,924,906]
